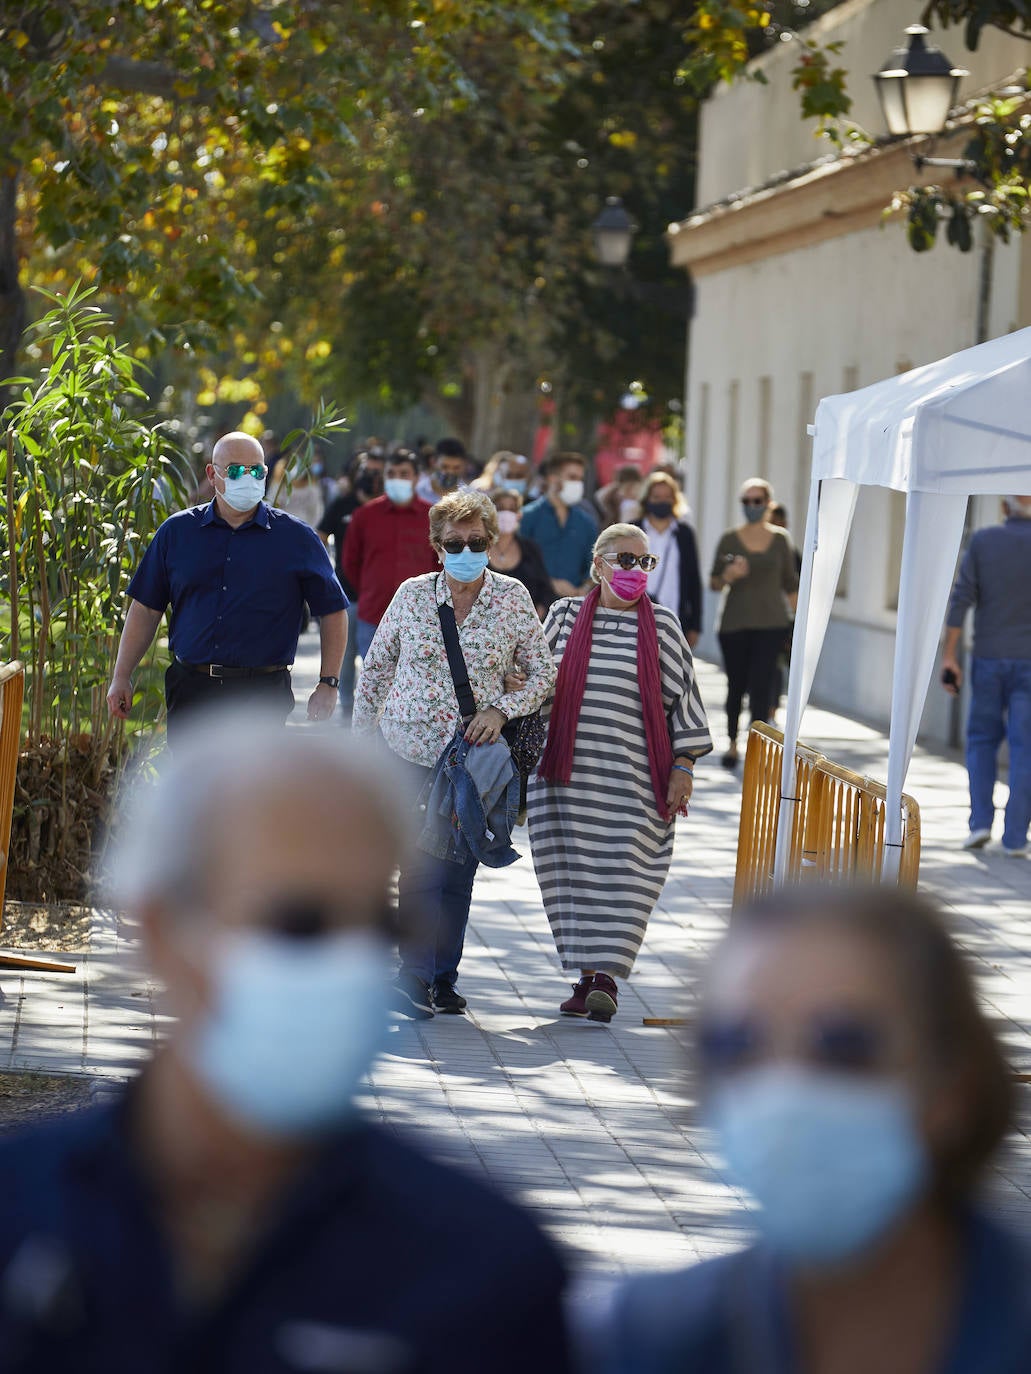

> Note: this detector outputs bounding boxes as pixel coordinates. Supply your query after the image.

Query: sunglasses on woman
[215,462,267,481]
[741,497,767,508]
[440,537,490,555]
[602,552,659,572]
[698,1014,888,1076]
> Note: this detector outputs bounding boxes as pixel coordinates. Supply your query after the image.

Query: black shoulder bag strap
[438,602,477,721]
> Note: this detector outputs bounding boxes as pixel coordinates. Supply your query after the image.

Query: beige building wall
[677,0,1029,745]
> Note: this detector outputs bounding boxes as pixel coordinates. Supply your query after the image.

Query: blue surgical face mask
[502,478,527,495]
[384,477,414,505]
[742,501,767,525]
[710,1064,927,1265]
[443,548,489,583]
[190,929,390,1136]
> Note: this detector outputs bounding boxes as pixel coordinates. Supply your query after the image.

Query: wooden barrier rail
[734,723,921,907]
[0,661,76,973]
[0,661,25,921]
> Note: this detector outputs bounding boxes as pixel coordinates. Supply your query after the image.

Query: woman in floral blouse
[353,489,556,1019]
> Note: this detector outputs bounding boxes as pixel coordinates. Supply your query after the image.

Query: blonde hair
[589,522,648,583]
[640,470,687,517]
[739,476,773,501]
[429,488,499,546]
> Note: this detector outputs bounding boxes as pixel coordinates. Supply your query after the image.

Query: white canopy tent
[774,327,1031,882]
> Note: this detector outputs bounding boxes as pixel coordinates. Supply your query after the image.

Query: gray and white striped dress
[527,597,712,979]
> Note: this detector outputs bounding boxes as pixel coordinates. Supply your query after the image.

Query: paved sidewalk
[1,631,1030,1276]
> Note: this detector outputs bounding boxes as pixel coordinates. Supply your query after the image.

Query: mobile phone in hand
[941,667,960,694]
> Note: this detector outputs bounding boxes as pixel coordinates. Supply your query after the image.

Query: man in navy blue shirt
[107,431,347,739]
[0,718,572,1372]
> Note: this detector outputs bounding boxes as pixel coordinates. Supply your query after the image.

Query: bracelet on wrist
[672,764,694,776]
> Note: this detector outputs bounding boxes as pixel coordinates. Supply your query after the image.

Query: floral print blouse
[352,570,557,768]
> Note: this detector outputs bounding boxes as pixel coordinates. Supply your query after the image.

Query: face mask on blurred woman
[710,1063,928,1264]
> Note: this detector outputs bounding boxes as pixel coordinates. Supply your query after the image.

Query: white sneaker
[962,829,992,850]
[1002,845,1028,859]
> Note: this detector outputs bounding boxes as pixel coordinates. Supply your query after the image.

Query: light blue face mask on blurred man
[711,1063,928,1265]
[190,928,390,1136]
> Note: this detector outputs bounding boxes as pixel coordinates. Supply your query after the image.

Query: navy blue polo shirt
[127,501,347,667]
[0,1098,572,1373]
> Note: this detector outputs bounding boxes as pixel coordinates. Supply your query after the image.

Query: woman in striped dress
[527,523,712,1023]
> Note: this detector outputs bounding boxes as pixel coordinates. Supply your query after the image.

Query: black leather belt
[175,658,289,679]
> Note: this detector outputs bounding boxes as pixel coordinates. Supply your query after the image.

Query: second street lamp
[873,25,968,139]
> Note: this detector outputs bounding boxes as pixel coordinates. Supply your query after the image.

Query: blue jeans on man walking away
[338,602,359,715]
[396,760,478,987]
[966,657,1031,851]
[356,618,379,662]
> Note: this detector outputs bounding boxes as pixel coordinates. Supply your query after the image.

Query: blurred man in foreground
[0,717,570,1372]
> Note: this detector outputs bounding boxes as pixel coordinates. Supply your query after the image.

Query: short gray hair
[429,488,500,547]
[589,522,648,583]
[106,714,410,913]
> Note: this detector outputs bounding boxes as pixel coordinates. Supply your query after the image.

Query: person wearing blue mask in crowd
[592,884,1031,1373]
[0,717,572,1371]
[354,489,555,1019]
[107,430,347,740]
[709,477,798,769]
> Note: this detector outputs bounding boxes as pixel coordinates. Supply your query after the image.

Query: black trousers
[164,660,294,746]
[718,627,786,743]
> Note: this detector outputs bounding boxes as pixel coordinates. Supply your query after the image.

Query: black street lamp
[591,196,636,267]
[872,25,968,138]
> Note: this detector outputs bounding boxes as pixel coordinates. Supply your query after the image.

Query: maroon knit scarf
[537,585,673,820]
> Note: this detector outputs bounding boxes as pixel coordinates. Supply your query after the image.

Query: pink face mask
[608,567,649,602]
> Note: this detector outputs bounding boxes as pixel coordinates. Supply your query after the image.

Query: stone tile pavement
[1,630,1030,1277]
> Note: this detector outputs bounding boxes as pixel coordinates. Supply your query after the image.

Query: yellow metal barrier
[0,661,75,973]
[734,723,921,907]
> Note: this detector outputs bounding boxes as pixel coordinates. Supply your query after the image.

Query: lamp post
[591,196,636,268]
[872,27,981,751]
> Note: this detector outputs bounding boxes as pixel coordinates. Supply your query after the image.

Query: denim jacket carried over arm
[416,731,520,868]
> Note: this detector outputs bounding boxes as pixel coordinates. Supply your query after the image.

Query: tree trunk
[0,167,26,393]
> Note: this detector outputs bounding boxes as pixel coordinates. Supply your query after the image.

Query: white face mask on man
[559,479,584,507]
[218,472,266,512]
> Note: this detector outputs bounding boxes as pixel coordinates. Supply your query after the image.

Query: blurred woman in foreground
[597,884,1030,1372]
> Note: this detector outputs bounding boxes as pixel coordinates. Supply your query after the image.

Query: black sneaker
[432,981,467,1015]
[391,972,434,1020]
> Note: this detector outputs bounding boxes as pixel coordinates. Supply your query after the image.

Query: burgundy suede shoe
[585,972,618,1023]
[560,975,593,1017]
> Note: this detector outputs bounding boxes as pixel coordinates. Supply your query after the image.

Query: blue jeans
[966,657,1031,850]
[338,602,358,711]
[396,760,478,986]
[356,618,378,660]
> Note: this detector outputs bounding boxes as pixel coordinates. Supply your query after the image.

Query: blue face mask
[502,478,527,495]
[190,929,390,1137]
[384,477,413,505]
[710,1065,927,1265]
[443,548,489,583]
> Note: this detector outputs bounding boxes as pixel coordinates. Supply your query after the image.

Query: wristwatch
[318,675,340,689]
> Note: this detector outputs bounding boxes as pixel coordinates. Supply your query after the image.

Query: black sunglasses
[602,552,659,572]
[215,462,266,481]
[259,897,396,941]
[440,537,490,555]
[741,497,767,508]
[697,1014,887,1076]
